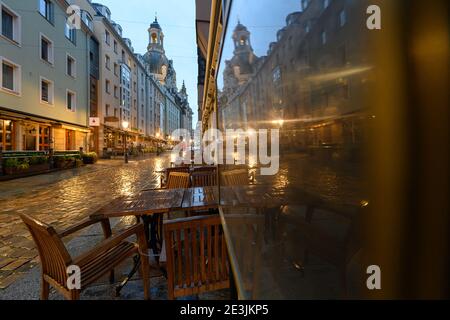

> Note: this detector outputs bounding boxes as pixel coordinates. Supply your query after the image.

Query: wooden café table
[90,185,309,295]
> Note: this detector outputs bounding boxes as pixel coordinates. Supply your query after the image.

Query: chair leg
[40,278,49,300]
[69,290,80,300]
[140,252,151,300]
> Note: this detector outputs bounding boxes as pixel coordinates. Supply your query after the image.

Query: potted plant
[82,152,98,164]
[3,158,19,175]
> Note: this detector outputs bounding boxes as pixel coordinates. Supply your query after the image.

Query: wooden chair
[221,169,249,186]
[164,215,230,300]
[166,172,191,189]
[192,166,216,172]
[191,170,218,187]
[20,214,150,300]
[161,166,191,188]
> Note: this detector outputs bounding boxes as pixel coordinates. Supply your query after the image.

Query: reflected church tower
[222,21,261,95]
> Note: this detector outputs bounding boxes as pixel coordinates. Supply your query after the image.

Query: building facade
[0,0,92,152]
[1,0,193,156]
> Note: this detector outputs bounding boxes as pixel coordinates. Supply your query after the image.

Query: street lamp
[122,120,129,163]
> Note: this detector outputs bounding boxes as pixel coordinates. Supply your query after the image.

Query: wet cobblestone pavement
[0,154,171,292]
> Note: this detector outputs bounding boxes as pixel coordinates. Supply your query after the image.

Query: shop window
[0,119,15,151]
[39,126,50,151]
[65,130,75,150]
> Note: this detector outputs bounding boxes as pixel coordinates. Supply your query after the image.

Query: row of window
[39,77,77,111]
[320,9,347,45]
[1,57,76,111]
[1,1,76,46]
[1,50,76,92]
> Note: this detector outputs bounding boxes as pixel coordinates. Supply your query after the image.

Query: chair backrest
[164,215,229,299]
[20,214,71,287]
[192,166,216,173]
[221,169,249,186]
[167,172,190,189]
[191,170,218,187]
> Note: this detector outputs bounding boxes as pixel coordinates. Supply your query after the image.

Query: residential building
[0,0,92,152]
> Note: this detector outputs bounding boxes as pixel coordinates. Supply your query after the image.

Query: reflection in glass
[218,0,372,299]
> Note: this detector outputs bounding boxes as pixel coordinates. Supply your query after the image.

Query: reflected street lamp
[156,132,160,156]
[122,120,129,163]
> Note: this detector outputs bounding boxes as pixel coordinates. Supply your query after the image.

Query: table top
[93,185,326,219]
[94,188,185,218]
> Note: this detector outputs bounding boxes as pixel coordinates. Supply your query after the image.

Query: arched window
[151,33,158,44]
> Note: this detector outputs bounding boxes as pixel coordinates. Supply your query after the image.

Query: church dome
[234,22,248,32]
[143,50,169,74]
[150,18,161,30]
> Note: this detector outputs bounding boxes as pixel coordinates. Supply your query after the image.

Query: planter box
[55,160,76,169]
[28,163,50,173]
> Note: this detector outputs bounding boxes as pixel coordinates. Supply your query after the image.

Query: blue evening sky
[96,0,301,126]
[97,0,199,125]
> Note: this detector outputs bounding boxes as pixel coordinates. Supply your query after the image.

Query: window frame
[105,79,111,94]
[38,0,54,25]
[66,89,76,112]
[64,22,77,45]
[66,53,77,78]
[105,29,111,45]
[40,33,54,65]
[105,54,111,70]
[39,76,54,105]
[0,2,22,45]
[0,56,21,96]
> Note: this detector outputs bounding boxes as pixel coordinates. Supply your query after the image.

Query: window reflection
[218,0,373,299]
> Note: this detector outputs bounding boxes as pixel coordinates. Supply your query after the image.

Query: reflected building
[219,0,372,159]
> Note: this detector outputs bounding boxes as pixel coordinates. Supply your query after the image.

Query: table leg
[114,254,141,297]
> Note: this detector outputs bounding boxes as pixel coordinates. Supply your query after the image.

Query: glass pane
[41,81,49,101]
[2,63,14,90]
[2,9,13,40]
[217,0,373,299]
[41,39,48,61]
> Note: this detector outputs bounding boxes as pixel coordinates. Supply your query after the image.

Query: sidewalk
[0,155,151,201]
[0,154,170,291]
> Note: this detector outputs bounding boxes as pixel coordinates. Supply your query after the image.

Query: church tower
[143,16,170,84]
[147,16,164,54]
[222,21,260,94]
[232,21,254,56]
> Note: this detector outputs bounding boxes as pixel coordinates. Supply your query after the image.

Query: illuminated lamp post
[122,120,129,163]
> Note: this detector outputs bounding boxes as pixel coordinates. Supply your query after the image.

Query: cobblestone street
[0,154,171,290]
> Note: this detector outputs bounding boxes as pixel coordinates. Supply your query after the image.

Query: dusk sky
[96,0,301,125]
[97,0,199,125]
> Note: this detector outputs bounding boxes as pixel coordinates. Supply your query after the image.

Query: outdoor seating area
[17,164,255,300]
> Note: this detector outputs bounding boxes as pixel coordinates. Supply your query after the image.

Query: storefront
[0,111,89,152]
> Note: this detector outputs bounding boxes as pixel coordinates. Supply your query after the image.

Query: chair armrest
[141,186,167,192]
[72,223,147,267]
[58,215,111,238]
